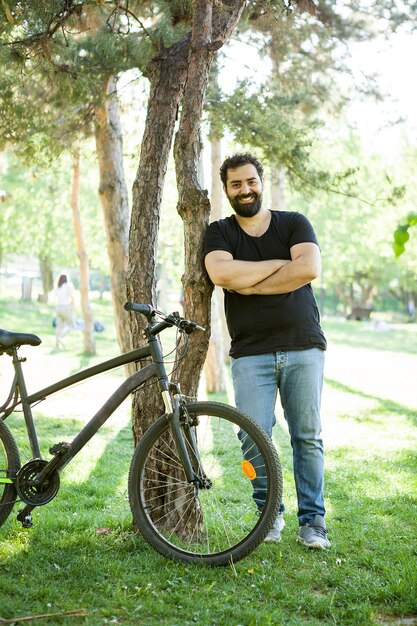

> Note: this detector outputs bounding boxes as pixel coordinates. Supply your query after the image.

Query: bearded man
[203,153,330,549]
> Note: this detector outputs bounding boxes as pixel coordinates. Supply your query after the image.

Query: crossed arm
[204,242,321,295]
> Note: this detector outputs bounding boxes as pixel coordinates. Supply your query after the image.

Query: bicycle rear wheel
[0,418,20,527]
[128,401,282,566]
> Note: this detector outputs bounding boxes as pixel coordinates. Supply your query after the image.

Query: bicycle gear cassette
[16,459,60,506]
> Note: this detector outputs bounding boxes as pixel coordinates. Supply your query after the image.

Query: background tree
[0,0,153,351]
[0,153,82,295]
[204,60,227,394]
[288,131,408,315]
[70,146,96,354]
[126,0,246,443]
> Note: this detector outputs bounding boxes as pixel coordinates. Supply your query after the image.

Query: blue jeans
[231,348,325,526]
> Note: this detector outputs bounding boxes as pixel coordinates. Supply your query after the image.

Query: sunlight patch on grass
[321,382,417,454]
[325,342,417,409]
[62,434,112,485]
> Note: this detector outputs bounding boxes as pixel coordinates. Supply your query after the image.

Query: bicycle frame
[0,313,204,530]
[1,326,174,471]
[1,305,284,565]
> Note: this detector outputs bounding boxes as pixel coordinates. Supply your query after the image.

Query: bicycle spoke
[129,402,282,564]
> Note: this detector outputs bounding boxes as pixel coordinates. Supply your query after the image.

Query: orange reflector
[242,460,256,480]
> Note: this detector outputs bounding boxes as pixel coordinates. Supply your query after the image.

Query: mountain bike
[0,302,282,566]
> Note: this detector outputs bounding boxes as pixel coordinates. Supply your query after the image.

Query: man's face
[224,163,263,218]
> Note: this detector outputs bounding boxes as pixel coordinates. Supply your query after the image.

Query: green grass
[323,316,417,355]
[1,300,417,625]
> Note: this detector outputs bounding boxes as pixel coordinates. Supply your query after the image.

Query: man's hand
[204,250,287,291]
[234,243,321,295]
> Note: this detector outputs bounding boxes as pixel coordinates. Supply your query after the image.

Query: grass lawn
[0,298,416,625]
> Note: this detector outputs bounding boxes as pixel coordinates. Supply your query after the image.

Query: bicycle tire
[0,418,20,528]
[128,401,282,566]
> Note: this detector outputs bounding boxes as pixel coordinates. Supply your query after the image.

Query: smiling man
[203,152,330,550]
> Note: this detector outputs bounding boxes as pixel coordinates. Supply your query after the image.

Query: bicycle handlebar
[124,302,154,317]
[124,302,205,334]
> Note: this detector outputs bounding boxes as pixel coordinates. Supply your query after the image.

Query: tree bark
[173,0,215,398]
[174,0,245,399]
[94,75,132,355]
[127,35,191,443]
[71,147,96,354]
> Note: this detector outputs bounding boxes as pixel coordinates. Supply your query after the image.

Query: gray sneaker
[297,515,330,549]
[264,512,285,543]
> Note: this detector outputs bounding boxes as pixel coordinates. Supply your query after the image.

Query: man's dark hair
[220,153,264,186]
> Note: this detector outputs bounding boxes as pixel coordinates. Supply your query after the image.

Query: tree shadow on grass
[5,410,134,526]
[50,417,134,521]
[0,415,151,621]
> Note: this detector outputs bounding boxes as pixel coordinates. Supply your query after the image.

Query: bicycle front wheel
[128,401,282,566]
[0,418,20,528]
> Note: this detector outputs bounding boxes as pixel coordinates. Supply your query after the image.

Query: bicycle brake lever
[179,321,206,334]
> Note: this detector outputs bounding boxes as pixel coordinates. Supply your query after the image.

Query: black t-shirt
[203,210,327,358]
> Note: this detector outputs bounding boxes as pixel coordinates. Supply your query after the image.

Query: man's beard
[227,192,263,217]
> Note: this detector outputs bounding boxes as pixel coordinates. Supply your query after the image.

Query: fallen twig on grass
[0,609,87,624]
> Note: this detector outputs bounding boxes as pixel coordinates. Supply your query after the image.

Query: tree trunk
[39,255,53,302]
[173,0,216,398]
[71,147,96,355]
[174,0,245,399]
[127,35,191,444]
[170,0,244,537]
[204,134,226,393]
[94,75,131,355]
[127,0,245,538]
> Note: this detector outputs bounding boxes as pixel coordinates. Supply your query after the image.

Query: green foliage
[208,0,393,195]
[210,0,417,202]
[0,150,108,273]
[393,211,417,257]
[287,131,415,310]
[242,3,344,107]
[211,79,358,194]
[155,0,193,30]
[0,2,158,162]
[0,154,73,265]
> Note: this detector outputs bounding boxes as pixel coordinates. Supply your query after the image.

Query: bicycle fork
[166,385,212,490]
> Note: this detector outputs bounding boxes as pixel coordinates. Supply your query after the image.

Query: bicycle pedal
[49,442,71,456]
[17,509,33,528]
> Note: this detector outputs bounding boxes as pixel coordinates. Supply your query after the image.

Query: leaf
[394,229,410,246]
[392,241,404,258]
[96,527,113,535]
[407,211,417,226]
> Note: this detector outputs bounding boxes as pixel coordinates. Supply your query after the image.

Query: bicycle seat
[0,329,42,349]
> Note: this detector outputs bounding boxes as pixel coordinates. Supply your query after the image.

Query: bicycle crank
[16,460,60,506]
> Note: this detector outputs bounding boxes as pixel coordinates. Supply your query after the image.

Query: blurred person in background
[55,274,75,349]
